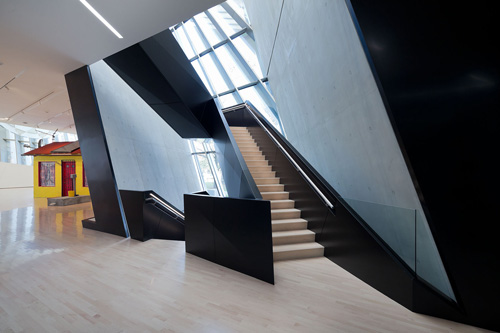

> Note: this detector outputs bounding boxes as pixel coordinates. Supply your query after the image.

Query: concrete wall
[245,0,423,212]
[89,60,201,210]
[0,161,32,189]
[244,0,454,299]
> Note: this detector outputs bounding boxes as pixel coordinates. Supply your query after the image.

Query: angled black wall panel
[346,1,500,330]
[104,31,261,200]
[65,66,128,237]
[104,44,209,139]
[185,194,274,284]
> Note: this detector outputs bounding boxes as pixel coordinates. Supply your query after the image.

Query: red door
[62,160,76,196]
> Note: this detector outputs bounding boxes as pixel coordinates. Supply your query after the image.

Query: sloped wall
[89,60,201,210]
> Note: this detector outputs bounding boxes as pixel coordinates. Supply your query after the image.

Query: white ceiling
[0,0,221,134]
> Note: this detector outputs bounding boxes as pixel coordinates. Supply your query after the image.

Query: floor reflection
[0,199,94,257]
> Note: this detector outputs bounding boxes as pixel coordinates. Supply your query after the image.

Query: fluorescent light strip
[79,0,123,39]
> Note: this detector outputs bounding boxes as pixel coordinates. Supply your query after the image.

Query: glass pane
[196,155,217,193]
[183,19,210,54]
[239,85,280,130]
[208,153,228,197]
[232,34,264,79]
[172,26,195,59]
[227,0,251,25]
[205,140,216,151]
[192,139,205,153]
[208,5,243,37]
[416,211,456,300]
[344,198,416,271]
[191,59,214,95]
[0,127,16,164]
[218,93,241,108]
[214,44,254,87]
[199,52,233,94]
[194,12,224,46]
[263,81,273,95]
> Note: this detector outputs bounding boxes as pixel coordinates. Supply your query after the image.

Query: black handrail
[224,102,419,273]
[145,190,185,221]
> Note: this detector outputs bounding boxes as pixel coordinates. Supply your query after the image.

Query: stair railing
[146,191,185,221]
[244,103,334,210]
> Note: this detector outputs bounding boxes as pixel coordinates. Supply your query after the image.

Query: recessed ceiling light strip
[6,91,55,121]
[0,70,25,91]
[79,0,123,39]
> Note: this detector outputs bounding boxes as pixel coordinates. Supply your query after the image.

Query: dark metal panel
[322,207,414,309]
[103,44,209,139]
[104,31,260,200]
[213,197,274,284]
[139,30,213,115]
[120,189,185,242]
[184,194,274,284]
[346,1,499,330]
[120,190,145,240]
[65,66,128,237]
[184,194,216,262]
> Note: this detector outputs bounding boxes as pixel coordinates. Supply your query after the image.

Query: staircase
[230,126,324,261]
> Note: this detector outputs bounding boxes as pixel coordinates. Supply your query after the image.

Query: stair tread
[271,208,300,213]
[261,191,288,194]
[272,218,308,224]
[273,242,324,252]
[272,230,315,237]
[270,199,294,203]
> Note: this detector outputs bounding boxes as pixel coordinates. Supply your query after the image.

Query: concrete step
[272,229,316,245]
[254,177,280,185]
[261,191,289,200]
[258,184,284,192]
[273,242,324,261]
[271,208,301,220]
[270,199,295,209]
[272,218,308,231]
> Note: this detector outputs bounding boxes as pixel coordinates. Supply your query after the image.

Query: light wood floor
[0,197,490,332]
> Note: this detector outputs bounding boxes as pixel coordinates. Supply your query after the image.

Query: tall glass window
[171,0,282,133]
[0,122,77,165]
[189,138,227,197]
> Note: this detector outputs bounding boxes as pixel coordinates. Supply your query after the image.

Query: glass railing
[344,198,456,301]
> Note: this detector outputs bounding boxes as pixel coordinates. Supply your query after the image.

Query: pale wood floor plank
[0,198,490,332]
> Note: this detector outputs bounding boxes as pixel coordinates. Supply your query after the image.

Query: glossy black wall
[346,1,500,330]
[184,194,274,284]
[120,190,185,242]
[226,105,465,322]
[65,66,128,237]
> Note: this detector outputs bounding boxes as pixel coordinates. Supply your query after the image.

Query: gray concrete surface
[243,0,454,299]
[89,61,201,210]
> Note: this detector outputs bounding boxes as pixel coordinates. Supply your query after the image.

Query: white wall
[89,61,202,210]
[0,162,33,189]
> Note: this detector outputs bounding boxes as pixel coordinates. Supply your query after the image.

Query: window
[171,0,283,133]
[189,139,227,197]
[39,161,55,187]
[82,162,88,187]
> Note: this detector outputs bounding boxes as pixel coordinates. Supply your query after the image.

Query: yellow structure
[23,142,90,198]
